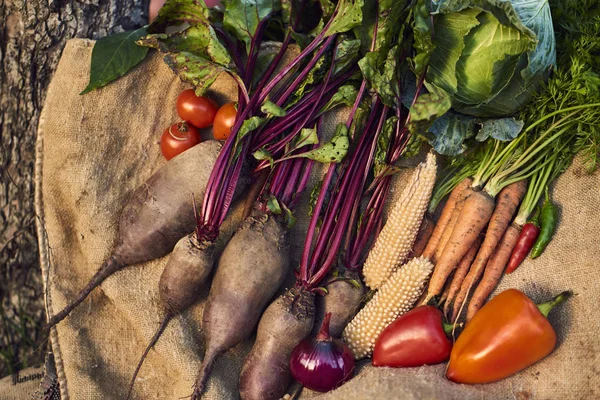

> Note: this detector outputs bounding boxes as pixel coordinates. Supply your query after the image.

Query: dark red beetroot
[192,209,289,399]
[239,287,315,400]
[127,233,215,399]
[290,313,355,392]
[47,140,223,328]
[314,274,364,338]
[372,305,452,368]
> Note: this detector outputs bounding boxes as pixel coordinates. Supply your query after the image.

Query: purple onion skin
[290,314,355,392]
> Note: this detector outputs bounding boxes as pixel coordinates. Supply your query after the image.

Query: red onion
[290,312,355,392]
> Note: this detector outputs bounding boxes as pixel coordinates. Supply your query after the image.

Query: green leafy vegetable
[319,83,359,114]
[319,0,336,20]
[238,116,266,140]
[373,116,397,177]
[148,0,212,32]
[354,0,409,56]
[138,24,232,67]
[410,0,435,76]
[293,126,319,150]
[281,201,298,228]
[475,118,524,142]
[349,99,371,138]
[253,148,275,167]
[422,0,555,117]
[426,112,475,155]
[261,100,287,117]
[223,0,281,53]
[164,52,229,95]
[291,52,331,105]
[81,28,149,94]
[287,123,350,162]
[324,0,364,37]
[267,195,283,214]
[407,84,452,135]
[333,36,361,75]
[359,45,402,107]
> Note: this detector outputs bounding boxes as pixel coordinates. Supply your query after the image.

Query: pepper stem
[443,322,454,335]
[537,291,572,318]
[316,312,332,341]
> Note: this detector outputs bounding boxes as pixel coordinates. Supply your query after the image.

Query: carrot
[410,215,435,259]
[422,178,473,262]
[431,185,476,264]
[442,234,482,317]
[465,181,527,282]
[466,224,521,320]
[438,271,454,305]
[424,189,495,303]
[445,180,526,319]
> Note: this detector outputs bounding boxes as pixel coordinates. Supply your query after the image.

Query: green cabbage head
[424,0,556,117]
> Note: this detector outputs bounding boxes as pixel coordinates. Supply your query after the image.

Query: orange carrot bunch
[419,110,591,322]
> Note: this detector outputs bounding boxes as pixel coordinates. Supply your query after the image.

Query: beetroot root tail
[192,349,219,399]
[127,315,172,400]
[46,255,123,329]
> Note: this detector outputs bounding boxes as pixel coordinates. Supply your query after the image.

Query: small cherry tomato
[160,122,201,160]
[176,89,218,129]
[213,102,237,140]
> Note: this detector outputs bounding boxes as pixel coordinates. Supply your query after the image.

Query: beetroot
[239,287,315,400]
[314,275,364,337]
[47,140,223,328]
[192,210,289,398]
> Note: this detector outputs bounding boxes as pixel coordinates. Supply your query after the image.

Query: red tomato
[160,122,201,160]
[213,102,237,140]
[176,89,218,129]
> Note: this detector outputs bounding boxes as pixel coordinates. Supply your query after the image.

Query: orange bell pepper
[446,288,571,384]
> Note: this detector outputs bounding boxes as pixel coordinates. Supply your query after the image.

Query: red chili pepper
[506,209,540,274]
[446,289,571,384]
[372,306,453,368]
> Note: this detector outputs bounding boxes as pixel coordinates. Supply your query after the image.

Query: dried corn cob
[342,256,433,359]
[362,153,437,289]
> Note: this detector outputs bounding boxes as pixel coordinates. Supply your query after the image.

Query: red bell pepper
[446,289,571,384]
[372,306,453,368]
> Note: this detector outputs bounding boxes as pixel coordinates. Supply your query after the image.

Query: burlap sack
[0,365,45,400]
[35,38,599,400]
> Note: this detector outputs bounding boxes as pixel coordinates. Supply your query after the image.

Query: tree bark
[0,0,148,378]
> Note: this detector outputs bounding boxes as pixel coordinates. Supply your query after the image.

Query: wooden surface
[0,0,148,379]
